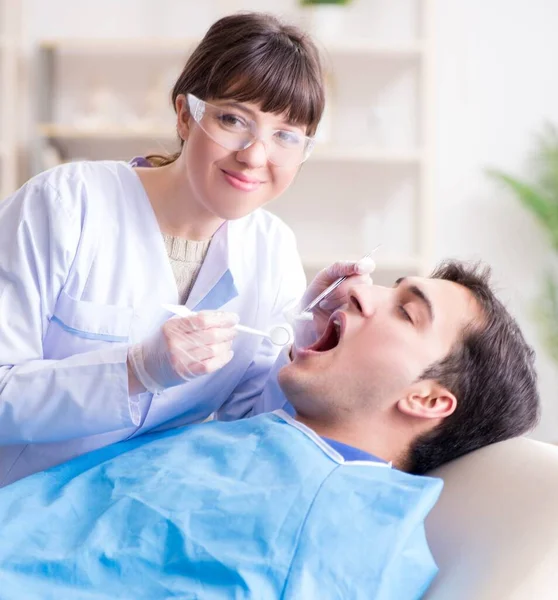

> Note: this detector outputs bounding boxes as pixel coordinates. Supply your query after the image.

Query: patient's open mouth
[309,313,343,353]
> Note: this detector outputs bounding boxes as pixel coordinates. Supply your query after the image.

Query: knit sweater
[162,234,211,304]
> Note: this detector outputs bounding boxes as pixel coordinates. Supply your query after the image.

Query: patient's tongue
[317,323,339,352]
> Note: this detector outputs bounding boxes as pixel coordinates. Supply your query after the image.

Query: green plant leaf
[532,123,558,208]
[489,124,558,365]
[486,168,556,232]
[533,273,558,362]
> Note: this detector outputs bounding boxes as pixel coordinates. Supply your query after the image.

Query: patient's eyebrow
[395,277,435,323]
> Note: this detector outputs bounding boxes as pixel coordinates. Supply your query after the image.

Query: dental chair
[424,437,558,600]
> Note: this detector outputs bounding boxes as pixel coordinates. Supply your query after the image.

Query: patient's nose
[348,284,390,317]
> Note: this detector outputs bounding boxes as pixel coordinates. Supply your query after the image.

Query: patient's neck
[294,412,401,465]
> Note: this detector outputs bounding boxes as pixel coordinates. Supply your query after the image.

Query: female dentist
[0,12,373,485]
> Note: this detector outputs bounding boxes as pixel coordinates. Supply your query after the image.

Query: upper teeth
[333,318,341,331]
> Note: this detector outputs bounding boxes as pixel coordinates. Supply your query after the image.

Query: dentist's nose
[235,139,268,169]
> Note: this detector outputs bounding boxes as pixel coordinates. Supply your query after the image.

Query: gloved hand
[127,310,239,394]
[290,257,375,349]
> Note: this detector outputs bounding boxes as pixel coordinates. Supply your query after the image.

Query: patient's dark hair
[408,260,540,475]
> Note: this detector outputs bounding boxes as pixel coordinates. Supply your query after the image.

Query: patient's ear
[396,380,456,420]
[175,94,192,141]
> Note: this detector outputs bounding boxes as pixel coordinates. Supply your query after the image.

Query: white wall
[434,0,558,441]
[17,0,558,441]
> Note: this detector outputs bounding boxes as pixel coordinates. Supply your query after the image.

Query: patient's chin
[277,363,298,395]
[278,364,315,407]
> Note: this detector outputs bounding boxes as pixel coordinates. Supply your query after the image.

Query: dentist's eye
[399,305,413,323]
[274,130,302,147]
[217,113,248,130]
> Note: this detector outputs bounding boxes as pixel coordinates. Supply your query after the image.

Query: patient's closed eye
[399,305,413,323]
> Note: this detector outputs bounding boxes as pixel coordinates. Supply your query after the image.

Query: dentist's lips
[221,169,263,192]
[306,311,345,354]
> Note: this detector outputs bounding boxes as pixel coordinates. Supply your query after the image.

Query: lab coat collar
[186,220,239,312]
[125,160,240,313]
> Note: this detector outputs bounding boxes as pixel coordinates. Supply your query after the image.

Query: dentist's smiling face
[176,95,307,221]
[278,276,481,420]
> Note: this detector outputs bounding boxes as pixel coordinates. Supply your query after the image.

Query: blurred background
[1,0,557,441]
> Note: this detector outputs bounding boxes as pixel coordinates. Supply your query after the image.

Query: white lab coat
[0,160,304,485]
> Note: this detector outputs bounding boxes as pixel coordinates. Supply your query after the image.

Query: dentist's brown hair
[147,12,325,166]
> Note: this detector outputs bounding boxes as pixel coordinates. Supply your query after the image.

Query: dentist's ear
[175,94,192,141]
[397,380,457,420]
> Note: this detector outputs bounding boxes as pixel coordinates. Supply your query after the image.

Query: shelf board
[323,41,423,59]
[312,146,422,165]
[39,37,199,53]
[38,37,423,59]
[302,256,423,272]
[37,125,422,164]
[38,123,175,140]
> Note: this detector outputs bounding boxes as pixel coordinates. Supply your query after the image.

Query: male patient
[0,261,539,600]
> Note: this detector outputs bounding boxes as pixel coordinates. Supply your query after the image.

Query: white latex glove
[127,310,239,394]
[291,257,375,349]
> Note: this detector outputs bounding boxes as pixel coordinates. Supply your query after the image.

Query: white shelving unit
[0,1,19,200]
[37,37,424,58]
[36,122,423,164]
[32,0,435,283]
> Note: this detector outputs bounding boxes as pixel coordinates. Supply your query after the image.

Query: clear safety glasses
[187,94,315,168]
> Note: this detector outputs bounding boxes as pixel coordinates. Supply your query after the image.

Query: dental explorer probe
[161,304,293,346]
